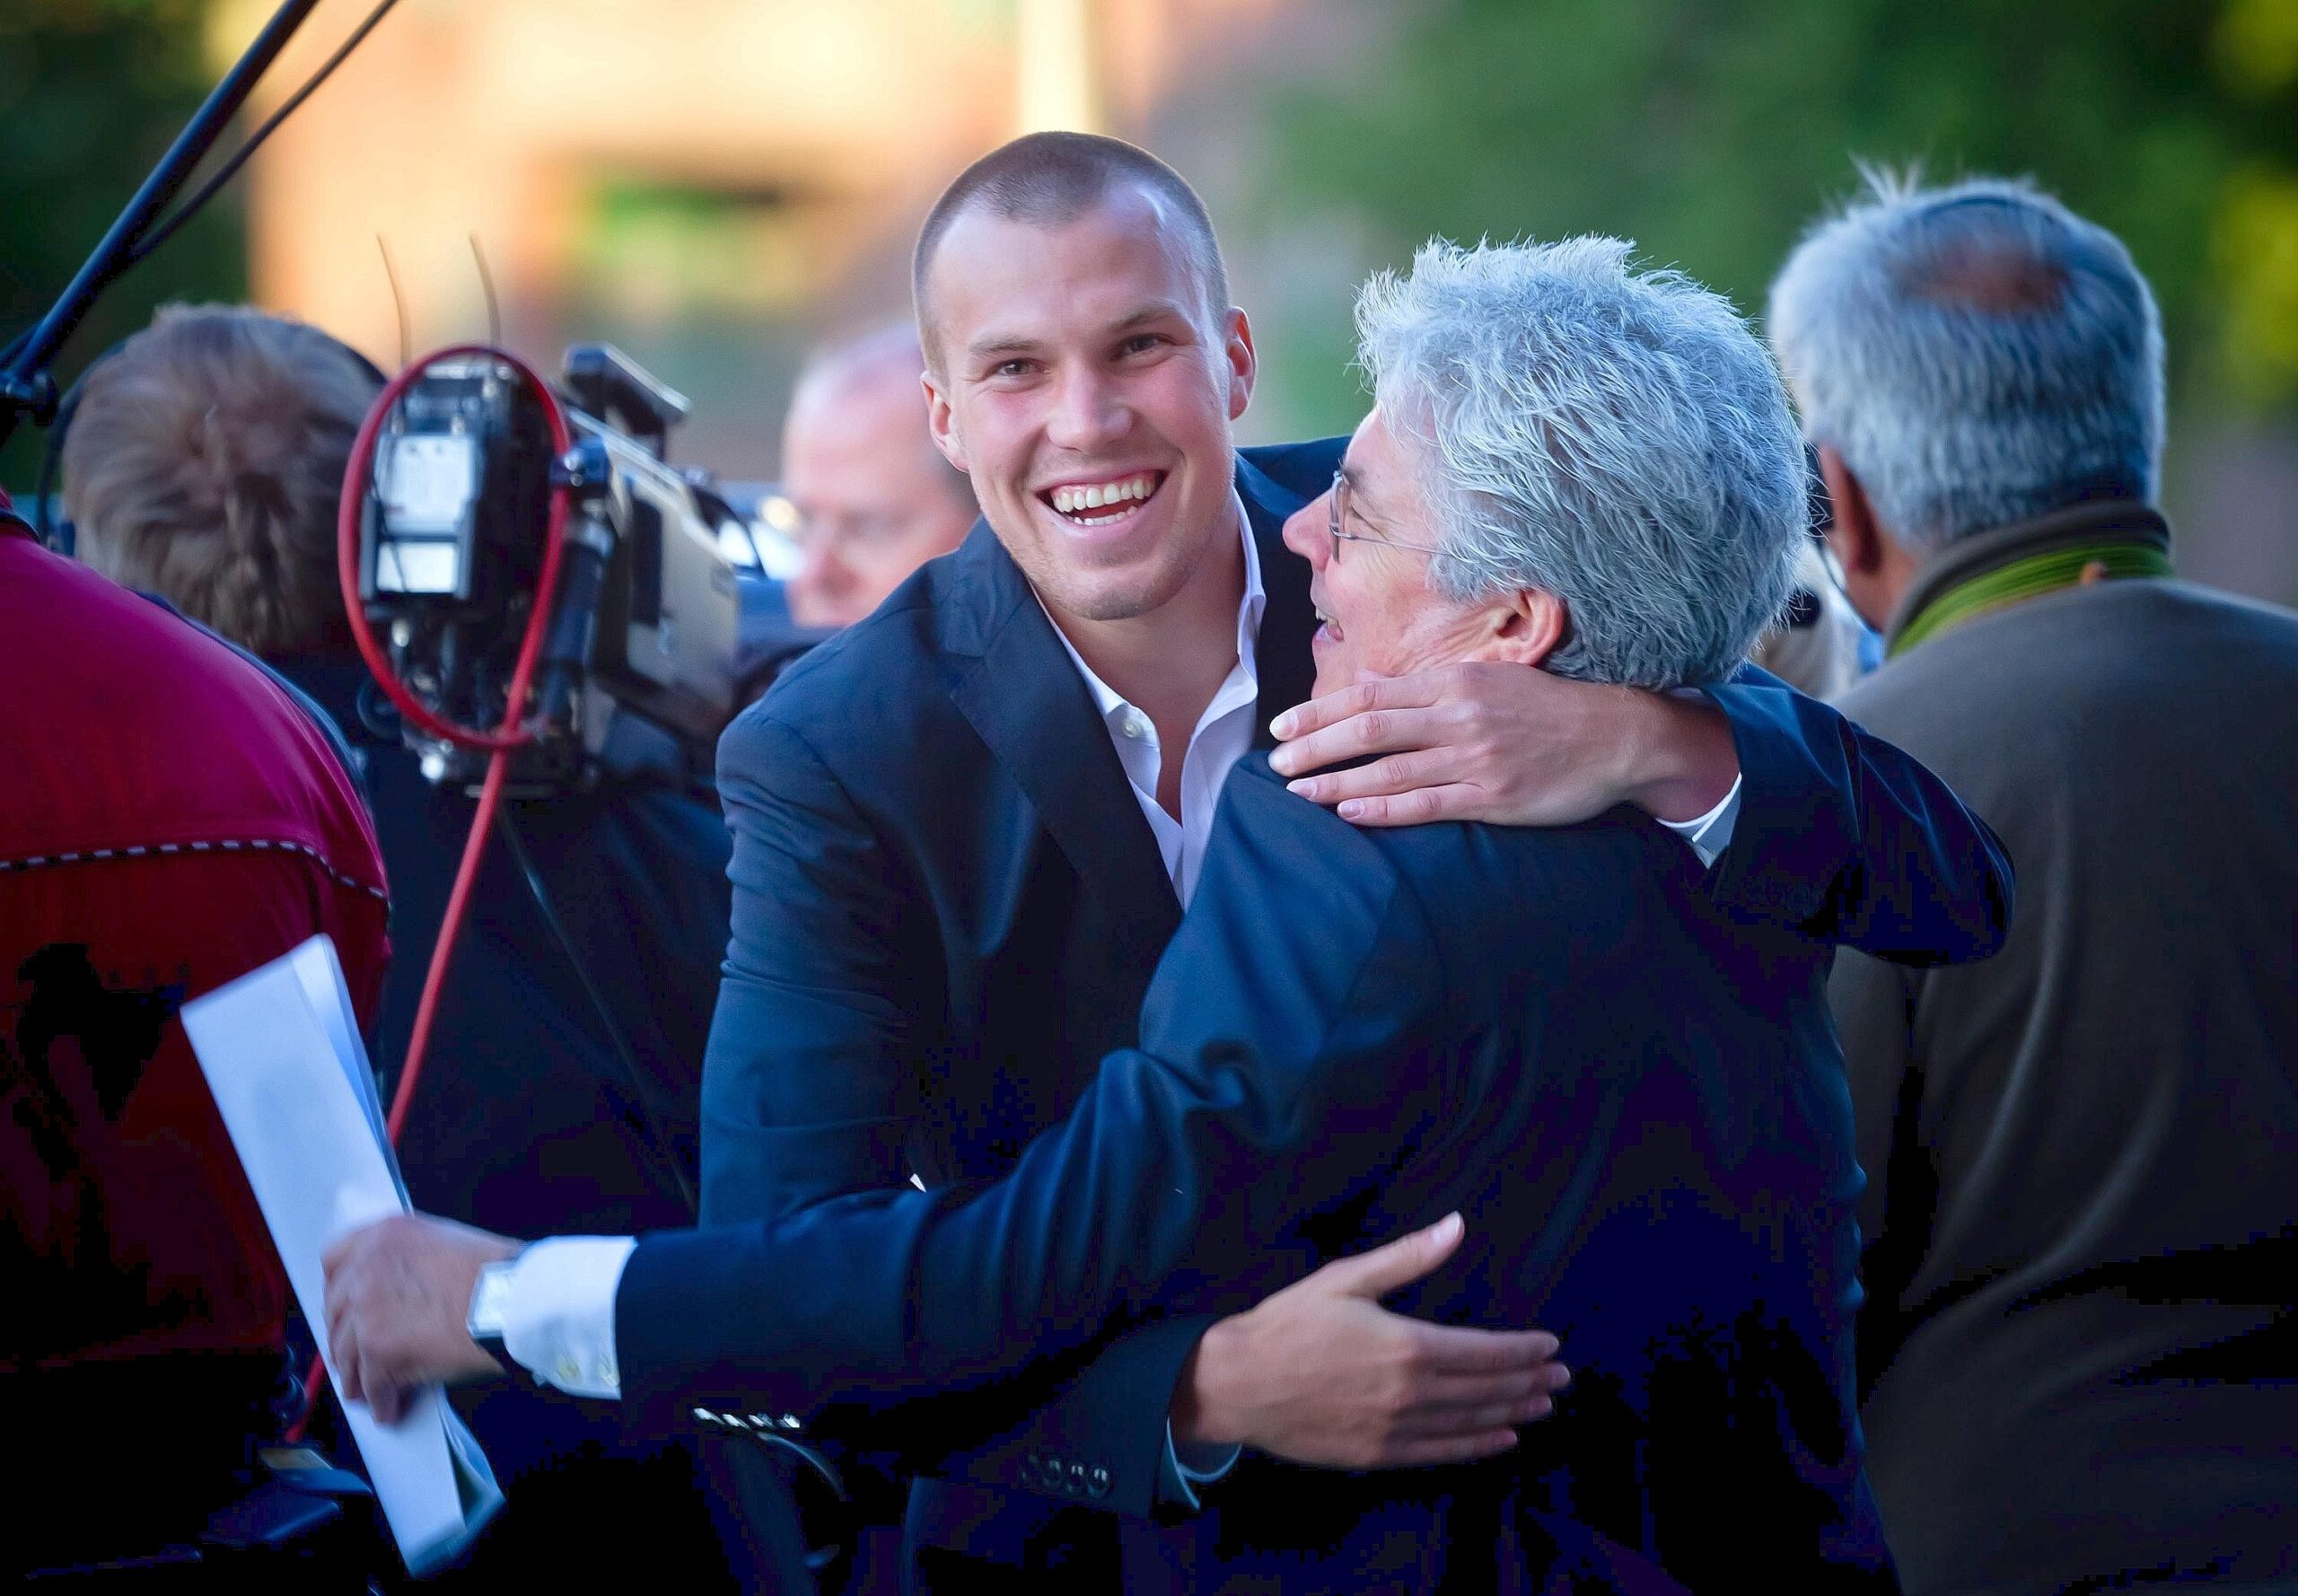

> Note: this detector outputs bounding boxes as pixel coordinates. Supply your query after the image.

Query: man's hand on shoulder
[1268,662,1738,829]
[322,1213,522,1424]
[1170,1214,1569,1470]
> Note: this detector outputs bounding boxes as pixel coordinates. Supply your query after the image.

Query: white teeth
[1048,474,1157,519]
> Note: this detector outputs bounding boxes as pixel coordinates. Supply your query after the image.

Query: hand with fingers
[1268,662,1738,829]
[1168,1213,1570,1470]
[322,1212,522,1424]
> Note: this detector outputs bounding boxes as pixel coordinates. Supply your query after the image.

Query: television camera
[352,342,790,792]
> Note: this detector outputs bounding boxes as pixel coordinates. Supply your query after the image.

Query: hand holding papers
[181,935,501,1575]
[323,1212,522,1418]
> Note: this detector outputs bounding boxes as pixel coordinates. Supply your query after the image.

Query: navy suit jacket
[637,744,2010,1590]
[691,438,2011,1579]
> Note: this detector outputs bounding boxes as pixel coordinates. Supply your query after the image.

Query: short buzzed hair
[911,131,1231,365]
[65,304,381,654]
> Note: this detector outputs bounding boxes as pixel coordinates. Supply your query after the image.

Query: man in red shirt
[0,493,390,1571]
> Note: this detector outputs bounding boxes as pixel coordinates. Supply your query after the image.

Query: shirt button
[557,1357,583,1385]
[1119,713,1147,740]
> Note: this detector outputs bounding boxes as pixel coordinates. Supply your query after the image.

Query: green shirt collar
[1884,499,2173,658]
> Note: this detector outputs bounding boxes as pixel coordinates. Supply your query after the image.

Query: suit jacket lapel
[1238,454,1320,747]
[939,450,1324,954]
[941,522,1183,954]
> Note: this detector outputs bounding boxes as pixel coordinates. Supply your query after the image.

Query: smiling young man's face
[919,183,1255,626]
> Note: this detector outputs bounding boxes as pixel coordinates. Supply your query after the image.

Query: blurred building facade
[215,0,1290,472]
[202,0,2295,605]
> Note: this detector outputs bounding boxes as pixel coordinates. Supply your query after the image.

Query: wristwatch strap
[466,1257,519,1364]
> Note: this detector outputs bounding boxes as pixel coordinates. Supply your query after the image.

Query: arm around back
[1703,666,2013,962]
[619,767,1451,1443]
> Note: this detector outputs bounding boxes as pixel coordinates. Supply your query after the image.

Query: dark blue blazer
[690,438,2011,1581]
[636,741,2009,1590]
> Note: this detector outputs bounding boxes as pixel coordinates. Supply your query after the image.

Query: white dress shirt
[1039,491,1267,908]
[487,495,1741,1500]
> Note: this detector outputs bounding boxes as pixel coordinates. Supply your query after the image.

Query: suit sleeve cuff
[498,1235,637,1399]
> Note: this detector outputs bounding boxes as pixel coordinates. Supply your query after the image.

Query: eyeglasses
[1329,469,1443,564]
[1811,524,1853,606]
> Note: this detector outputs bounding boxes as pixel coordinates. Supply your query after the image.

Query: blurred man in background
[1,484,389,1576]
[781,322,978,630]
[1772,174,2298,1595]
[62,304,751,1591]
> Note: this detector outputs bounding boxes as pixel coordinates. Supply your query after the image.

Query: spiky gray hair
[1767,169,2164,553]
[1355,237,1805,688]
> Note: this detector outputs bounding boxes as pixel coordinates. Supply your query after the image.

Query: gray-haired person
[1772,173,2298,1595]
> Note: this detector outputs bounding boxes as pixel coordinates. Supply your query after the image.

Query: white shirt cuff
[1654,773,1741,869]
[497,1235,637,1399]
[1159,1421,1241,1509]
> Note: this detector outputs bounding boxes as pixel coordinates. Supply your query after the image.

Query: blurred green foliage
[0,0,246,489]
[1258,0,2298,432]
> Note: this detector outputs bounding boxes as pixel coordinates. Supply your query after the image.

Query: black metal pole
[0,0,325,452]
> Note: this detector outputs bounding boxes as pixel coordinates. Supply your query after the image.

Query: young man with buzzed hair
[324,134,2013,1593]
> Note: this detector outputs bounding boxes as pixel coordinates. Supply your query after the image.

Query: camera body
[356,344,757,790]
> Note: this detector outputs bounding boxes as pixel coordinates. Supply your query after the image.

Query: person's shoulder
[1195,757,1429,974]
[1840,575,2298,729]
[0,537,382,885]
[2146,577,2298,652]
[727,548,982,766]
[1217,752,1400,881]
[0,534,302,749]
[1239,437,1347,502]
[1220,753,1620,916]
[1217,760,1671,992]
[1829,636,1965,735]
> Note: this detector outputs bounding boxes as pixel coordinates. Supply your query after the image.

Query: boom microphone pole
[0,0,325,453]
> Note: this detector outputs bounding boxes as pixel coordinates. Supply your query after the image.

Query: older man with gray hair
[1773,174,2298,1596]
[329,235,2011,1592]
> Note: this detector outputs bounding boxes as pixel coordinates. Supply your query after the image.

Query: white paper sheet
[183,934,489,1571]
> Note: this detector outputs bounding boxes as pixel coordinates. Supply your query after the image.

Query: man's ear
[923,365,967,474]
[1487,588,1568,670]
[1816,443,1924,629]
[1817,444,1880,576]
[1223,307,1257,423]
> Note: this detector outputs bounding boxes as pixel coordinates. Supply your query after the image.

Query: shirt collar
[1043,487,1262,723]
[1883,498,2171,651]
